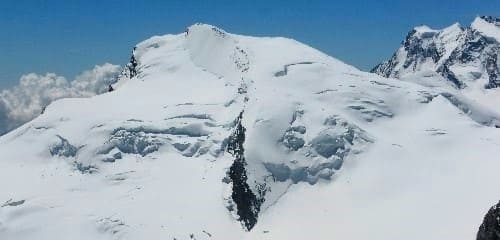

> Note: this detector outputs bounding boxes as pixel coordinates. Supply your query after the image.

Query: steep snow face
[472,16,500,42]
[1,24,500,240]
[372,16,499,90]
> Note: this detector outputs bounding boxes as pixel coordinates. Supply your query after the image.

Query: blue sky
[1,0,499,89]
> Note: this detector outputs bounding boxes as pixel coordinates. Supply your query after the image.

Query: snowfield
[1,23,500,240]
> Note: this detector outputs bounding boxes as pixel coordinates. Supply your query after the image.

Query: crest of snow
[436,23,464,64]
[185,23,240,79]
[471,16,500,42]
[413,25,437,32]
[413,25,439,38]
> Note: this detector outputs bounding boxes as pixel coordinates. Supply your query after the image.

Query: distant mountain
[372,16,499,89]
[1,24,500,240]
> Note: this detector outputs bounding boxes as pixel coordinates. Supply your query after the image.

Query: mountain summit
[1,24,500,240]
[372,16,500,89]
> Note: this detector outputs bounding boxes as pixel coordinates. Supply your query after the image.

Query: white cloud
[0,63,121,135]
[71,63,122,96]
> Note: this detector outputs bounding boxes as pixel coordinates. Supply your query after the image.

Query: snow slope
[1,24,500,240]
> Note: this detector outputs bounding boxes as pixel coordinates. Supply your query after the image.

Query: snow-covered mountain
[372,16,499,90]
[1,23,500,240]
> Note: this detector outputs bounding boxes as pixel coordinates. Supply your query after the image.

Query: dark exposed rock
[437,64,465,89]
[117,47,139,83]
[1,199,25,207]
[444,28,499,89]
[226,112,264,231]
[402,30,441,70]
[480,16,500,25]
[372,28,441,78]
[477,201,500,240]
[127,48,139,79]
[233,46,250,73]
[485,50,500,89]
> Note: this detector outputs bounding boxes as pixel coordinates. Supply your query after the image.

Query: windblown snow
[1,23,500,240]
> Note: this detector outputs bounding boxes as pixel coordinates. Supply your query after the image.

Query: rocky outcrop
[116,47,139,83]
[226,112,265,231]
[372,16,499,89]
[477,201,500,240]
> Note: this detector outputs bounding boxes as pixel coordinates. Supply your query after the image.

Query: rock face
[372,16,500,89]
[114,47,139,87]
[226,112,264,231]
[477,201,500,240]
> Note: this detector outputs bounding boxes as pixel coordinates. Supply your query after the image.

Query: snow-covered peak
[2,23,500,240]
[413,25,437,32]
[471,16,500,42]
[408,23,463,39]
[373,17,499,89]
[412,25,439,38]
[441,22,463,35]
[185,23,245,80]
[408,23,462,40]
[187,23,229,37]
[117,23,357,91]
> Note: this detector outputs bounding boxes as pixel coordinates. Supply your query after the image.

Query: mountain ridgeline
[372,16,500,89]
[0,22,500,240]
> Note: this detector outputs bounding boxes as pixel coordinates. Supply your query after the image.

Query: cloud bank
[0,63,121,135]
